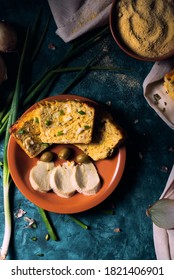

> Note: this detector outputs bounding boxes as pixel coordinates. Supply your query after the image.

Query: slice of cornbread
[9,108,49,158]
[75,107,126,161]
[164,69,174,100]
[39,100,95,144]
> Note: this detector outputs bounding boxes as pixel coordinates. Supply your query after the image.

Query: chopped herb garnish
[84,125,90,129]
[78,110,86,115]
[60,110,65,115]
[18,129,25,134]
[57,130,64,136]
[41,143,49,148]
[45,120,52,126]
[35,117,39,123]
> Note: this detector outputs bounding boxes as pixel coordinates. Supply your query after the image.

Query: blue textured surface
[0,0,174,260]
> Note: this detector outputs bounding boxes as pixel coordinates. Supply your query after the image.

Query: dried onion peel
[146,198,174,229]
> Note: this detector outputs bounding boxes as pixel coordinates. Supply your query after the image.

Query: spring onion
[0,27,30,260]
[68,215,89,230]
[38,208,58,241]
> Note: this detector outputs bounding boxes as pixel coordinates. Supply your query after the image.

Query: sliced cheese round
[72,162,101,195]
[29,161,55,192]
[50,161,76,198]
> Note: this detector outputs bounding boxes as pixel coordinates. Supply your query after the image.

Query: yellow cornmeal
[117,0,174,58]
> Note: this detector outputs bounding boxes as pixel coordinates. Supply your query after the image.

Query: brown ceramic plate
[109,0,174,62]
[7,94,126,214]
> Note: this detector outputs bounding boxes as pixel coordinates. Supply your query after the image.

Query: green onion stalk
[0,28,30,260]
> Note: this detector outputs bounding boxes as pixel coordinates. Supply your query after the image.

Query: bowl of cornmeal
[109,0,174,61]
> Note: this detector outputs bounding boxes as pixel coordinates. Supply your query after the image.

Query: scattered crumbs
[14,208,26,218]
[103,46,108,52]
[169,147,174,152]
[101,55,114,67]
[116,73,140,89]
[24,217,37,228]
[48,43,57,50]
[45,234,50,241]
[105,100,112,106]
[134,119,139,124]
[31,237,37,241]
[114,228,121,233]
[161,166,168,173]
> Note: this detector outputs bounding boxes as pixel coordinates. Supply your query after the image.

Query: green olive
[76,153,90,163]
[39,151,54,162]
[58,147,71,160]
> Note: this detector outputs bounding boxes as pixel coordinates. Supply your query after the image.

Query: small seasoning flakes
[114,228,121,233]
[14,208,26,218]
[45,234,50,241]
[48,43,57,50]
[24,216,37,228]
[134,119,139,124]
[161,165,168,173]
[105,100,112,106]
[31,237,37,241]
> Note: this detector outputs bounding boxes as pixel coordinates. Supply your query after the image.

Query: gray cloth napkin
[48,0,112,42]
[153,165,174,260]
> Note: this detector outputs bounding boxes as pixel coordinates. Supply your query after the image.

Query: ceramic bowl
[109,0,174,62]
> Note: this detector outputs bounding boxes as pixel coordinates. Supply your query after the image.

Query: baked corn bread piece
[75,107,126,161]
[9,108,49,158]
[39,100,95,144]
[164,69,174,100]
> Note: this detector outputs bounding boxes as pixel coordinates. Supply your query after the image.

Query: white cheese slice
[72,162,101,195]
[50,161,76,198]
[29,161,55,192]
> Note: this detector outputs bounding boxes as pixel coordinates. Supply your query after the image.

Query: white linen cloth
[143,58,174,130]
[153,165,174,260]
[48,0,112,42]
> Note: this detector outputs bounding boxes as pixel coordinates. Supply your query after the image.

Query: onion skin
[146,198,174,229]
[0,21,17,52]
[0,55,7,85]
